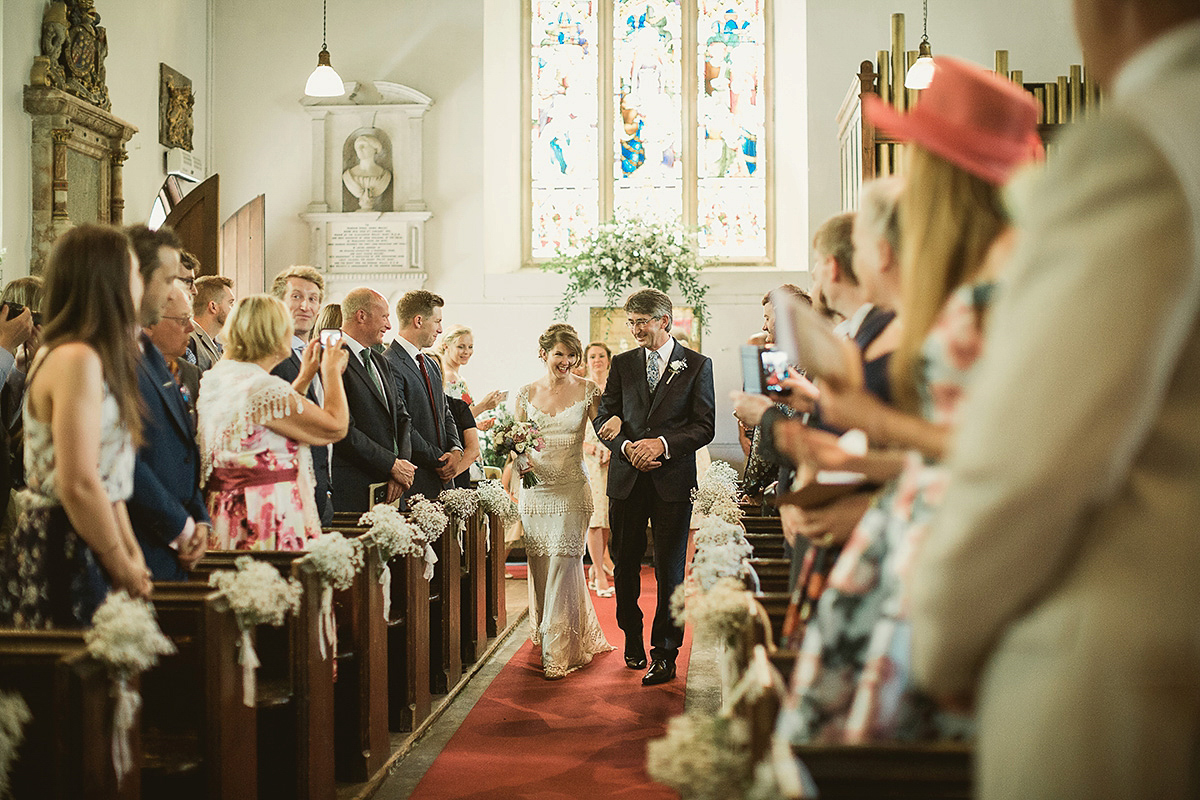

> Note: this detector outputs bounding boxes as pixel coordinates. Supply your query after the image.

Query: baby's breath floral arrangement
[475,479,519,525]
[692,460,743,519]
[407,495,449,544]
[307,532,365,659]
[84,591,177,784]
[0,691,30,798]
[691,539,754,591]
[209,557,303,706]
[647,712,752,800]
[359,504,425,622]
[439,488,480,548]
[542,215,711,330]
[360,504,425,561]
[671,576,755,645]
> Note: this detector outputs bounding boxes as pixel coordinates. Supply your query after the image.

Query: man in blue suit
[382,290,462,500]
[126,225,209,580]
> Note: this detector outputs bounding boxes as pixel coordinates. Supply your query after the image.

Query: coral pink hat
[864,56,1043,186]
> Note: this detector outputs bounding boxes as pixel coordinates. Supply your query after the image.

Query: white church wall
[805,0,1083,235]
[1,0,210,279]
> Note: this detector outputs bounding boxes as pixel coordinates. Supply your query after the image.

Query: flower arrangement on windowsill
[541,216,711,330]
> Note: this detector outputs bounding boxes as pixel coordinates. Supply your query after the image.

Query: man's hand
[476,417,496,432]
[180,523,209,570]
[731,391,774,427]
[779,374,820,415]
[792,490,873,547]
[627,438,665,471]
[435,451,460,481]
[391,458,416,490]
[386,479,405,503]
[778,503,805,547]
[0,305,33,354]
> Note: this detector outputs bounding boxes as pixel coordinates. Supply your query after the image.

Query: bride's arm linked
[592,363,629,456]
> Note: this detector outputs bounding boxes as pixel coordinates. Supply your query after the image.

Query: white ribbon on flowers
[423,543,438,581]
[239,628,260,707]
[456,518,466,554]
[319,585,336,661]
[743,560,761,594]
[379,562,392,622]
[111,677,140,785]
[483,514,491,553]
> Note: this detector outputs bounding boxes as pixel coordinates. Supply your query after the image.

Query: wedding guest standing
[332,288,416,511]
[189,274,234,372]
[271,266,334,521]
[434,324,505,427]
[0,225,152,627]
[127,225,210,581]
[146,283,201,420]
[199,295,348,550]
[581,341,615,596]
[383,290,462,499]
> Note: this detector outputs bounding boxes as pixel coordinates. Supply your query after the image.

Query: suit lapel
[344,347,389,412]
[646,341,680,420]
[142,339,193,438]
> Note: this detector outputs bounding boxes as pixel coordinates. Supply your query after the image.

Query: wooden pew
[0,630,138,800]
[459,510,488,665]
[386,546,431,732]
[192,552,334,800]
[752,590,790,647]
[144,582,255,800]
[328,532,391,782]
[429,526,462,694]
[793,743,973,800]
[484,512,507,637]
[745,533,786,560]
[748,557,791,594]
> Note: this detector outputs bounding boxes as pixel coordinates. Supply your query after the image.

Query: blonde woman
[434,324,504,425]
[198,295,348,550]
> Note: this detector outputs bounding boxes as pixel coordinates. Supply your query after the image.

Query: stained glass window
[527,0,771,263]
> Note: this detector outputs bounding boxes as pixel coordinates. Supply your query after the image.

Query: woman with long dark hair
[0,224,152,627]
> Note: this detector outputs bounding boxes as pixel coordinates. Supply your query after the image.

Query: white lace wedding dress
[516,384,614,678]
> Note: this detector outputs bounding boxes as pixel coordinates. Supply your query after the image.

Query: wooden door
[162,173,220,275]
[221,194,266,295]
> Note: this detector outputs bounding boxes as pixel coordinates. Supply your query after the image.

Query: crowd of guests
[0,227,534,627]
[730,3,1200,796]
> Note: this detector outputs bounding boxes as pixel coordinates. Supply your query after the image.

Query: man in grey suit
[189,274,233,372]
[382,290,462,501]
[911,2,1200,797]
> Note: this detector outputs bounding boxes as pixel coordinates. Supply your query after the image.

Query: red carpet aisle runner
[410,566,692,799]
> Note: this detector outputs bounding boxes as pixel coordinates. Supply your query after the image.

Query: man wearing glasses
[594,288,715,686]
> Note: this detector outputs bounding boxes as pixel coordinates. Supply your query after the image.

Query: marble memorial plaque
[327,220,408,270]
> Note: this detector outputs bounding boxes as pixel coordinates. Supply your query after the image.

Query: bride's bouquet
[491,418,545,488]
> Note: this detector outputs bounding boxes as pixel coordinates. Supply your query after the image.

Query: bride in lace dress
[515,324,614,678]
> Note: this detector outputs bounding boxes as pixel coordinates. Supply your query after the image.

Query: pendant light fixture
[904,0,935,90]
[304,0,344,97]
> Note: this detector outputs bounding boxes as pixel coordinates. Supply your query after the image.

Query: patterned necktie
[417,353,443,445]
[646,350,661,392]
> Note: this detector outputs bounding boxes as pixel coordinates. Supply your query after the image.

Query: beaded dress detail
[517,383,613,678]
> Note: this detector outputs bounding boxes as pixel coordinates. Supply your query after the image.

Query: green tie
[362,348,384,399]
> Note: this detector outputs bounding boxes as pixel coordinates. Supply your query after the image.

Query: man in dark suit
[126,225,208,580]
[594,288,715,685]
[382,290,462,500]
[270,266,334,521]
[331,287,415,512]
[146,283,201,420]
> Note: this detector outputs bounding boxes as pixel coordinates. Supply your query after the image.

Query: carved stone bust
[342,133,393,212]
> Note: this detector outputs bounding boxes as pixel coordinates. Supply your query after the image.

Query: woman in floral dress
[198,295,348,550]
[777,57,1043,743]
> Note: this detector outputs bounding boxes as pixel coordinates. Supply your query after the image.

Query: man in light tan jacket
[911,1,1200,797]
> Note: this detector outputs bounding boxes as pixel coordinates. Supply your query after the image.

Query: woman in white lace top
[198,296,348,550]
[0,225,150,627]
[515,324,614,678]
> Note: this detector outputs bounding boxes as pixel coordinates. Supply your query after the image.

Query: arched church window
[525,0,773,265]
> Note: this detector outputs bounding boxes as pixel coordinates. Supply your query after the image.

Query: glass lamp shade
[304,48,344,97]
[904,41,935,90]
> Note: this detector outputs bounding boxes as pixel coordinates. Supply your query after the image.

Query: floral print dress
[198,360,321,551]
[778,282,994,745]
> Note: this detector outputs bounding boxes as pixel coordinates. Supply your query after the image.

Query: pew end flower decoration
[0,691,30,798]
[360,504,425,561]
[476,479,520,525]
[541,215,711,331]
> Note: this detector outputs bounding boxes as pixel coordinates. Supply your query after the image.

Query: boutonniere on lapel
[664,358,688,387]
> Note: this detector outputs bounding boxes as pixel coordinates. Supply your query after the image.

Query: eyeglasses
[161,315,193,326]
[626,317,661,330]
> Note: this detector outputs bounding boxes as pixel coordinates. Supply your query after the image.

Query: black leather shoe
[642,658,676,686]
[624,643,647,670]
